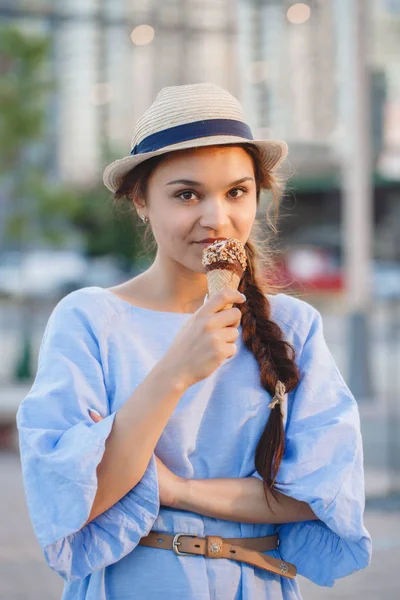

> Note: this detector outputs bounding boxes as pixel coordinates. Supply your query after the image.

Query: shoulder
[267,292,322,351]
[46,286,127,339]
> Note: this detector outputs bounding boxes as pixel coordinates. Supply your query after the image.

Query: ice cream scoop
[202,237,247,309]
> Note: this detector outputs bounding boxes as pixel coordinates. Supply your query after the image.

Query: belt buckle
[172,533,197,556]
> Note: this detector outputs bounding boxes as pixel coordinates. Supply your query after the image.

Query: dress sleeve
[252,307,371,587]
[16,293,160,582]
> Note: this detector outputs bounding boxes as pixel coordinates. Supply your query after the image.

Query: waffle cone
[206,268,241,309]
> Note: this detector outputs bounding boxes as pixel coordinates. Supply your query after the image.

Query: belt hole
[195,544,200,548]
[157,539,164,544]
[230,550,236,554]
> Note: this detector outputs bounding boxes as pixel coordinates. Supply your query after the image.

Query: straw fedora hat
[103,82,288,193]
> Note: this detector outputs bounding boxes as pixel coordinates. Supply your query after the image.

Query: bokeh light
[130,25,155,46]
[286,3,311,25]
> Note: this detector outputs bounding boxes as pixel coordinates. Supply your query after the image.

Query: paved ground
[1,452,400,600]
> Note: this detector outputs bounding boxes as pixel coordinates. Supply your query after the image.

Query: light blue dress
[16,286,371,599]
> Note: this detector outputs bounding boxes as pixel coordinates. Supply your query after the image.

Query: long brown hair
[113,144,300,494]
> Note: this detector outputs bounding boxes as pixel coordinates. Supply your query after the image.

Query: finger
[220,326,240,343]
[225,340,239,360]
[88,409,103,422]
[211,306,242,329]
[201,289,245,315]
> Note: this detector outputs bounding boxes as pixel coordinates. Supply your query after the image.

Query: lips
[196,239,227,244]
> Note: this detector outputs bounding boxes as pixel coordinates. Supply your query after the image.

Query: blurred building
[373,0,400,179]
[55,0,239,184]
[0,0,237,184]
[237,0,400,264]
[238,1,336,146]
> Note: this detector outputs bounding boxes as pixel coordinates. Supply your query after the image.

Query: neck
[141,254,208,313]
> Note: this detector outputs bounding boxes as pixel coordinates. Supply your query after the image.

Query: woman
[17,83,371,600]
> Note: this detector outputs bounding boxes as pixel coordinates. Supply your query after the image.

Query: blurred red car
[274,245,343,292]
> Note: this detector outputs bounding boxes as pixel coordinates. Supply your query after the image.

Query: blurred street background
[0,0,399,598]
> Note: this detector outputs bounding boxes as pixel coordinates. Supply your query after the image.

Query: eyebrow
[166,177,254,187]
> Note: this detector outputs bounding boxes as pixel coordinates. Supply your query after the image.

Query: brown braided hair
[113,144,300,495]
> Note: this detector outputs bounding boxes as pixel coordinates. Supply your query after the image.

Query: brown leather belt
[138,531,297,579]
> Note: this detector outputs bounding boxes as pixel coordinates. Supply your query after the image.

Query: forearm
[176,477,317,524]
[84,359,188,526]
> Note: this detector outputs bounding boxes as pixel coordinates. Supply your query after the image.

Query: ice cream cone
[206,268,241,309]
[202,237,247,309]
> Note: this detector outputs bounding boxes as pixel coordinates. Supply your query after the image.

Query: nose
[199,198,230,229]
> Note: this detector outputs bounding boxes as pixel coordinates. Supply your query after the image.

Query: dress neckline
[100,287,195,317]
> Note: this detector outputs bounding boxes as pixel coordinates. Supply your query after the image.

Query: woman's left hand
[89,409,186,509]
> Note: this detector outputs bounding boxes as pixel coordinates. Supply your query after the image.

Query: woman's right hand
[162,289,246,388]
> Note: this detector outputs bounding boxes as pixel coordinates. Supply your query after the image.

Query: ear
[131,194,146,214]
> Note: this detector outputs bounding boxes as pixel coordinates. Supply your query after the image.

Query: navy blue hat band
[130,119,254,156]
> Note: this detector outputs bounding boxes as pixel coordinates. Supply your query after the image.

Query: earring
[141,214,149,223]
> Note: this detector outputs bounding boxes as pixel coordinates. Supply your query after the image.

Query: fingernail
[88,408,101,417]
[241,293,247,301]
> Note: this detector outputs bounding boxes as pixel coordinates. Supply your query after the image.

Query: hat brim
[103,135,288,193]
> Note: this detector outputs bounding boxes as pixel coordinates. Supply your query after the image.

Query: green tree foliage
[68,183,154,268]
[0,25,150,266]
[0,27,51,169]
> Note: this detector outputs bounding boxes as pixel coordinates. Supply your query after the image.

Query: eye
[177,190,198,202]
[228,187,247,198]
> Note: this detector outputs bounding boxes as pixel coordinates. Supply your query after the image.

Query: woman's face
[137,146,258,274]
